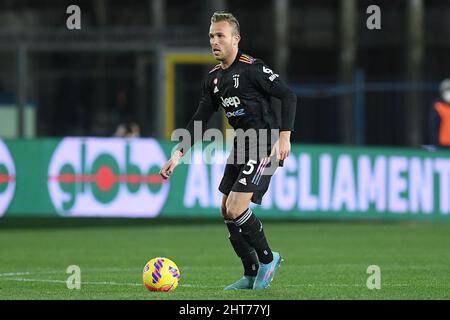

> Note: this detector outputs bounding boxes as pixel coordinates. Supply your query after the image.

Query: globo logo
[0,140,16,217]
[47,138,169,217]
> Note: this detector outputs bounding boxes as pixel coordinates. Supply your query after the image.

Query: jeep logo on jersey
[47,138,169,217]
[221,96,241,108]
[0,140,16,217]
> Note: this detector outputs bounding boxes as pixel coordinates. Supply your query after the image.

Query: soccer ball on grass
[143,257,181,292]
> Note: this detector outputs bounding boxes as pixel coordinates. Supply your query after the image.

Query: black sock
[233,209,273,264]
[224,219,259,277]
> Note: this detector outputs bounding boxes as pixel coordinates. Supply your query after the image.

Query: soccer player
[160,12,297,290]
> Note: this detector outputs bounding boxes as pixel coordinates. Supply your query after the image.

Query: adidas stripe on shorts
[218,154,278,205]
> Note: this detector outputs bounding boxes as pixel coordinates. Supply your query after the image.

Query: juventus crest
[233,74,240,88]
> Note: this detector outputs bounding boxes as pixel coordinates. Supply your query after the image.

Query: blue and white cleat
[252,252,282,290]
[224,276,256,290]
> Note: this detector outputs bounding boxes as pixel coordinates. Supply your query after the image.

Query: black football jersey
[205,52,282,131]
[179,51,297,154]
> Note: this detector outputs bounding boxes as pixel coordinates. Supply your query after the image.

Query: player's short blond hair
[210,11,240,36]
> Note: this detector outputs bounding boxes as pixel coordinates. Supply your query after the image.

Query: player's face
[209,21,240,62]
[443,90,450,104]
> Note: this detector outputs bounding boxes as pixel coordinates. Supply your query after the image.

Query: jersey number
[263,66,273,74]
[243,160,257,175]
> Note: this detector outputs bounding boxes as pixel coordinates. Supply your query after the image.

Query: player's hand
[160,150,182,180]
[278,136,291,161]
[275,131,291,161]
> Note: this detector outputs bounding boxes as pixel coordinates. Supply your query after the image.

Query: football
[143,257,181,292]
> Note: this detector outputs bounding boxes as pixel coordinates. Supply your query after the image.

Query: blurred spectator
[429,79,450,149]
[113,88,140,138]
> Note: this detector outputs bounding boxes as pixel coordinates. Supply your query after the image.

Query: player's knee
[225,202,242,220]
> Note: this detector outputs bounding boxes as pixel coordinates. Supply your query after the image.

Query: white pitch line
[0,272,33,277]
[0,277,412,289]
[285,283,410,288]
[0,268,141,277]
[5,277,440,289]
[0,277,222,288]
[179,284,223,289]
[2,278,142,286]
[4,271,437,289]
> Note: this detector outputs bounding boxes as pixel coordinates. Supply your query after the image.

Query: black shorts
[218,154,279,205]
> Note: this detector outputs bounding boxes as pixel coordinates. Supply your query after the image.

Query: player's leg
[219,163,259,290]
[221,194,259,290]
[226,191,275,264]
[226,156,283,289]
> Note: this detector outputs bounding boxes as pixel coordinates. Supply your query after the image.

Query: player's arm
[160,79,217,180]
[249,62,297,161]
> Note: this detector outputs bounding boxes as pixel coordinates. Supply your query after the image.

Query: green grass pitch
[0,218,449,300]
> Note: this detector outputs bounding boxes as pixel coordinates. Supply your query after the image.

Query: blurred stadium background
[1,0,450,144]
[1,0,450,300]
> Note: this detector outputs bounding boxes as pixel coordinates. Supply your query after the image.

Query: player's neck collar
[221,50,241,70]
[232,50,242,67]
